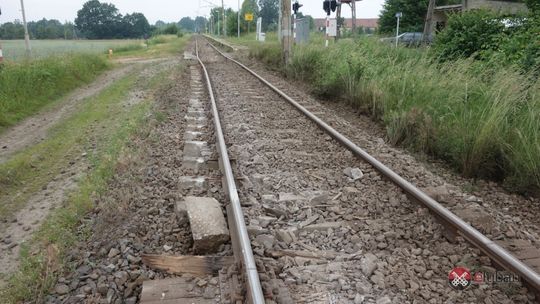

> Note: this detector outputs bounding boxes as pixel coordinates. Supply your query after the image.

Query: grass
[0,54,109,132]
[242,34,540,194]
[0,35,189,133]
[2,72,149,302]
[0,35,189,302]
[108,35,188,59]
[0,39,143,62]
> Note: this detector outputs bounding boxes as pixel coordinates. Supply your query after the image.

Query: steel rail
[203,38,540,293]
[195,39,266,304]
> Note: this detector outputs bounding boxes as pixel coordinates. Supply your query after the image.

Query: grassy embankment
[237,34,539,193]
[0,35,189,302]
[0,54,109,132]
[0,35,182,133]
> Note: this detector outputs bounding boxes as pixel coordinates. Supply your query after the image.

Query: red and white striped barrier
[0,44,3,63]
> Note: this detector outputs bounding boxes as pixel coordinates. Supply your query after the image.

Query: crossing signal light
[293,2,303,14]
[323,0,337,15]
[331,0,337,12]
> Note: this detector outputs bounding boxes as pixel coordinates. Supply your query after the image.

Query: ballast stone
[176,196,229,253]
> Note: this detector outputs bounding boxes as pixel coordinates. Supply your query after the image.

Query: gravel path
[198,40,537,304]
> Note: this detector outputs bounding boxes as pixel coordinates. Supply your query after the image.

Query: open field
[0,39,143,61]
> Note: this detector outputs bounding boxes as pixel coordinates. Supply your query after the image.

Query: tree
[209,7,224,35]
[179,17,195,32]
[379,0,429,33]
[75,0,123,39]
[155,20,166,28]
[525,0,540,15]
[0,21,25,39]
[259,0,278,31]
[63,22,77,39]
[194,16,207,33]
[226,9,239,36]
[305,15,315,31]
[122,13,150,38]
[28,19,64,39]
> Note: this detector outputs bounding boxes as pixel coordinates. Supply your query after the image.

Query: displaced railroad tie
[141,255,234,276]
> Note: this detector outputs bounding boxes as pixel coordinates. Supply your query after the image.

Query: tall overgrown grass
[0,54,109,132]
[250,38,540,193]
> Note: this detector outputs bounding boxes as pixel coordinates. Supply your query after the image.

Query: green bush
[433,10,540,72]
[433,10,505,60]
[0,54,109,131]
[147,35,168,45]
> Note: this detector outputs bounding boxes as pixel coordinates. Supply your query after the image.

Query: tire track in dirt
[0,57,176,288]
[0,58,168,164]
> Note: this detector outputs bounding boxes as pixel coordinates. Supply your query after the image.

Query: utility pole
[0,6,4,63]
[237,0,240,37]
[280,0,291,64]
[20,0,31,57]
[278,0,282,41]
[423,0,436,42]
[222,0,226,36]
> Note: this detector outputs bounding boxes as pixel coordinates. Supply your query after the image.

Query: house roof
[434,4,463,11]
[313,18,379,29]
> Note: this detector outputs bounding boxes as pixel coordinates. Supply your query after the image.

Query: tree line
[0,0,209,40]
[0,0,291,40]
[0,19,78,40]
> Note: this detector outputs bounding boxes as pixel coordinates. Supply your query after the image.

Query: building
[432,0,528,33]
[314,18,379,32]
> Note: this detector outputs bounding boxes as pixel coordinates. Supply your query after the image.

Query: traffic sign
[245,13,254,21]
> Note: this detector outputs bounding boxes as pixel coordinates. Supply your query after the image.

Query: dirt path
[0,58,167,164]
[0,57,175,286]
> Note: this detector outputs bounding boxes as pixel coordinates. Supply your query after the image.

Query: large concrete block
[178,196,230,253]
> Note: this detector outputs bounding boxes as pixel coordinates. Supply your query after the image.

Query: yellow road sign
[245,13,254,21]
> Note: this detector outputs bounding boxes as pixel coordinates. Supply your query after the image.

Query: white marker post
[325,15,330,47]
[293,13,296,43]
[395,12,402,48]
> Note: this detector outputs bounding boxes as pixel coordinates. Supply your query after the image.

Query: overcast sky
[0,0,385,24]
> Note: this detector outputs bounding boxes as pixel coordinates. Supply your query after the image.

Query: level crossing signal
[293,1,303,14]
[323,0,338,16]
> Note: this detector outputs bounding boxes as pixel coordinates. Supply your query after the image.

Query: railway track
[178,36,540,303]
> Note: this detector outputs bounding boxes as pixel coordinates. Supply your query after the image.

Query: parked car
[380,32,432,46]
